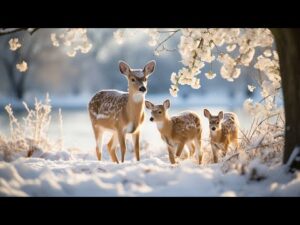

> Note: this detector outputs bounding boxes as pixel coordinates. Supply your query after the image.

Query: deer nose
[212,127,216,131]
[150,117,154,122]
[139,86,146,92]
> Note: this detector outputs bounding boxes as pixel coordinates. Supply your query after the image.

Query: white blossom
[113,29,125,44]
[51,33,59,47]
[263,49,272,57]
[191,78,201,89]
[51,29,92,57]
[273,50,279,61]
[169,85,179,97]
[248,85,256,92]
[67,49,76,57]
[226,44,236,52]
[205,71,216,79]
[261,80,277,98]
[9,38,21,51]
[239,48,255,66]
[145,29,159,47]
[243,98,264,116]
[16,61,28,72]
[170,72,178,84]
[115,28,281,117]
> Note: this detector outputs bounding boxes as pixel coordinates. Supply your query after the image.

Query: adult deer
[88,60,156,163]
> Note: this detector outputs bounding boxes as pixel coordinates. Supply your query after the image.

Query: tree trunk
[2,53,27,100]
[272,28,300,170]
[16,72,27,99]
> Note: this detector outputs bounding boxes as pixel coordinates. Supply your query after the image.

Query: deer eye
[158,111,162,114]
[131,78,136,82]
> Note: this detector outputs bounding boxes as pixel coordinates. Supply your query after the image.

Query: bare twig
[154,29,180,52]
[274,133,285,139]
[246,141,283,151]
[211,40,226,55]
[224,152,240,162]
[247,117,257,138]
[29,28,39,35]
[240,128,251,144]
[157,30,180,33]
[155,44,177,55]
[259,88,281,103]
[249,113,280,140]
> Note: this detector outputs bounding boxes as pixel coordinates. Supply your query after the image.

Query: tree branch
[0,28,40,37]
[154,29,180,52]
[157,30,180,33]
[29,28,39,35]
[0,28,24,36]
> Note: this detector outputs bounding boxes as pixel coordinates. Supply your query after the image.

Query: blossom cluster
[51,29,92,57]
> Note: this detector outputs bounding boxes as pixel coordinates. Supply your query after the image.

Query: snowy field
[0,97,299,196]
[1,153,299,196]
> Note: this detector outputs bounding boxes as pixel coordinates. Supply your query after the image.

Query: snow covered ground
[1,148,300,196]
[0,98,298,197]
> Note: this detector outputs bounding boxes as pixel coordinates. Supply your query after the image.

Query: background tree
[272,29,300,170]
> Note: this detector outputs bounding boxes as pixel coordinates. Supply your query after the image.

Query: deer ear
[204,109,211,118]
[143,60,156,77]
[218,111,224,120]
[119,60,131,76]
[163,99,170,109]
[145,100,154,110]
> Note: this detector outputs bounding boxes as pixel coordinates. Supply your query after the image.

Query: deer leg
[187,142,195,157]
[132,131,140,161]
[93,127,103,161]
[211,143,218,163]
[167,146,176,164]
[175,142,185,158]
[223,140,229,157]
[118,131,127,163]
[107,133,119,163]
[233,132,239,151]
[195,138,202,164]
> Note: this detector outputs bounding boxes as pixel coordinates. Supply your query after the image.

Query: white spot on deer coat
[156,121,164,130]
[91,112,110,120]
[132,93,145,103]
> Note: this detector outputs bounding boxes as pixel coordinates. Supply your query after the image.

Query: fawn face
[119,60,156,96]
[145,99,170,122]
[204,109,224,133]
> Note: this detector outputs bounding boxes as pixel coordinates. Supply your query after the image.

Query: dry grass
[220,110,285,174]
[0,94,64,161]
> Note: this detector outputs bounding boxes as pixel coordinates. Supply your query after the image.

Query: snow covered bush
[0,94,64,161]
[220,109,285,176]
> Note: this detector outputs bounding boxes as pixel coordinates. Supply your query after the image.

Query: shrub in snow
[247,159,269,181]
[220,109,284,174]
[0,94,64,161]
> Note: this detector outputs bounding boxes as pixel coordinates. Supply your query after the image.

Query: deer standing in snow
[145,99,202,164]
[88,60,156,163]
[204,109,239,163]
